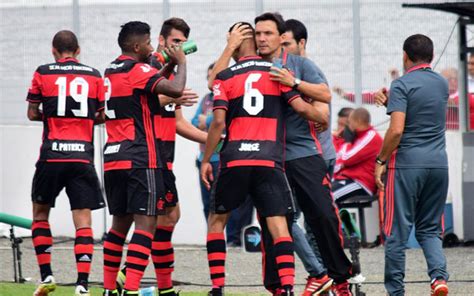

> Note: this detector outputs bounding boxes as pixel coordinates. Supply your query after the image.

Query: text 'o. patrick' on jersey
[103,55,164,171]
[26,57,104,164]
[212,56,300,170]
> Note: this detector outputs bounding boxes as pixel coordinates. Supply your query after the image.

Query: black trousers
[260,155,352,290]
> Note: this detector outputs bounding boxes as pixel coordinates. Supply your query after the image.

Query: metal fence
[0,0,470,130]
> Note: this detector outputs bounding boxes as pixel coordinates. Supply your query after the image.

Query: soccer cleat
[208,287,224,296]
[33,275,57,296]
[431,278,448,296]
[273,287,294,296]
[331,281,352,296]
[116,266,127,294]
[302,274,334,295]
[75,285,91,296]
[103,289,119,296]
[159,288,180,296]
[121,290,139,296]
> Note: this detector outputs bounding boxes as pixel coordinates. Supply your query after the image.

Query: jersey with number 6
[26,57,104,164]
[212,56,300,170]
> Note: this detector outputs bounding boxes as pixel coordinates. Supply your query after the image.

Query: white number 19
[55,77,89,117]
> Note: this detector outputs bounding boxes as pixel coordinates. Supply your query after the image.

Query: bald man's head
[348,107,371,131]
[52,30,79,54]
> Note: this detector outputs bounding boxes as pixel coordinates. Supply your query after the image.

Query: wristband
[376,156,386,165]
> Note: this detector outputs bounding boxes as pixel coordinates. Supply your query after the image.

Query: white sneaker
[33,275,57,296]
[75,285,91,296]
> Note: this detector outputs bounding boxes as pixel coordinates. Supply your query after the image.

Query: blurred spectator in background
[468,54,474,92]
[192,63,252,246]
[440,67,474,130]
[332,68,400,104]
[333,108,383,205]
[333,107,354,153]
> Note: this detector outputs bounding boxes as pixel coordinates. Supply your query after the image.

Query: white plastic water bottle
[139,286,157,296]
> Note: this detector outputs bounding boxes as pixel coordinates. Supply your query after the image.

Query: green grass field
[0,283,263,296]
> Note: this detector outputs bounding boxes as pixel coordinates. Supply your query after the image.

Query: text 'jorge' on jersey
[212,56,300,170]
[26,57,104,164]
[103,55,165,171]
[149,52,179,171]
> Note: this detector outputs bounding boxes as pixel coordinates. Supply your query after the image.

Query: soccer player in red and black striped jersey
[150,18,208,296]
[115,18,207,296]
[27,30,105,296]
[200,23,327,296]
[101,21,187,296]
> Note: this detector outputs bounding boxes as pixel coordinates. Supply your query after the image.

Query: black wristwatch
[292,78,301,90]
[375,156,386,165]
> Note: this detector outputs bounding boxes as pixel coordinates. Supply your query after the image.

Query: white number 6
[243,73,264,115]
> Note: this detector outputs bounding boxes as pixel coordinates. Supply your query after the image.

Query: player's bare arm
[207,23,254,90]
[200,109,226,190]
[154,46,187,98]
[269,66,332,103]
[175,108,207,144]
[290,97,328,123]
[312,101,330,131]
[375,87,389,107]
[159,88,198,107]
[375,111,405,190]
[94,110,105,124]
[27,102,42,121]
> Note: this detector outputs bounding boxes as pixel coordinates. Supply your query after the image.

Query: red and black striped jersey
[103,55,164,171]
[26,57,104,164]
[212,56,300,170]
[149,52,179,171]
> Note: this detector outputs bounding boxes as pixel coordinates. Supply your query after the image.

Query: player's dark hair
[403,34,434,63]
[285,19,307,45]
[160,17,190,39]
[228,22,255,33]
[338,107,354,118]
[254,12,286,35]
[118,21,151,51]
[52,30,79,53]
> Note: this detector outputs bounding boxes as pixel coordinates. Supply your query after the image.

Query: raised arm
[154,46,187,98]
[175,108,208,144]
[207,23,254,90]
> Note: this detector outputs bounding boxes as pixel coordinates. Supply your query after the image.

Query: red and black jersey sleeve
[128,63,164,94]
[280,83,300,104]
[26,69,43,103]
[212,78,229,111]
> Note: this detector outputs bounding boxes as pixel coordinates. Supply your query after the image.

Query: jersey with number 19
[212,56,300,170]
[26,57,104,164]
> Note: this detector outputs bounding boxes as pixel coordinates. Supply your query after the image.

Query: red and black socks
[32,220,53,281]
[75,227,94,289]
[274,237,295,291]
[123,230,153,292]
[206,232,226,291]
[103,229,126,291]
[152,226,175,294]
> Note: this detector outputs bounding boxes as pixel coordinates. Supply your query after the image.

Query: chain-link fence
[0,0,469,130]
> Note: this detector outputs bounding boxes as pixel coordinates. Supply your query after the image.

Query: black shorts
[210,167,293,218]
[104,168,165,216]
[31,162,104,210]
[163,169,179,207]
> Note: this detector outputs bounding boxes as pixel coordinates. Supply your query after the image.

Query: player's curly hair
[118,21,151,51]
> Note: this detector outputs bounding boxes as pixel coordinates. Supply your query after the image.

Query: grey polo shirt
[284,53,336,161]
[386,64,448,169]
